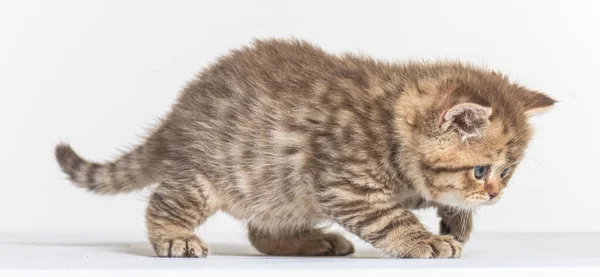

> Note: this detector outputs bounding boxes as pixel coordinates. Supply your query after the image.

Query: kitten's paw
[401,234,462,258]
[290,232,355,256]
[152,236,209,258]
[249,227,354,256]
[317,233,355,256]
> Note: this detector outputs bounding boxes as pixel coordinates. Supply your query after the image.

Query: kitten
[55,39,555,258]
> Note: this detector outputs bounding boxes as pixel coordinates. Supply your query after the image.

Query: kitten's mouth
[436,191,501,209]
[466,193,502,207]
[484,193,502,205]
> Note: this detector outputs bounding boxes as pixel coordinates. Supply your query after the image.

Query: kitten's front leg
[318,180,462,258]
[437,206,473,243]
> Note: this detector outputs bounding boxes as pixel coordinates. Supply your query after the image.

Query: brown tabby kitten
[55,39,555,258]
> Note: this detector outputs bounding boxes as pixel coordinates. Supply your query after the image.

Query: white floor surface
[1,233,599,277]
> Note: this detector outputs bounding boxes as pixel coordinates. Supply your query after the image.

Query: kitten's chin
[483,194,502,206]
[435,191,491,210]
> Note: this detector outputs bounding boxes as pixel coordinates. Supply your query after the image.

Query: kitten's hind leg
[248,226,355,256]
[146,176,215,258]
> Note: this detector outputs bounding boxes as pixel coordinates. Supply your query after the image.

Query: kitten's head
[396,66,555,209]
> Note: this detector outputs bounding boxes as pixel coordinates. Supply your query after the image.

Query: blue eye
[500,166,511,178]
[473,165,489,179]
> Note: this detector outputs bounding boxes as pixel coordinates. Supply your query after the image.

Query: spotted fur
[55,39,554,258]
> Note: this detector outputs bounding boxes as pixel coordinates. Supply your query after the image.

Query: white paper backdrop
[1,0,597,235]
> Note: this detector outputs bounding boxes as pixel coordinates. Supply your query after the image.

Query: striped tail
[55,143,156,194]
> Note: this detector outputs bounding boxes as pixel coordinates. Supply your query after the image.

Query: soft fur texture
[55,39,555,258]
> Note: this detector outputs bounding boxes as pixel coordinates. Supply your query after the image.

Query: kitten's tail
[55,143,156,194]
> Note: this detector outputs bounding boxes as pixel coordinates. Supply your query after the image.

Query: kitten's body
[56,39,554,258]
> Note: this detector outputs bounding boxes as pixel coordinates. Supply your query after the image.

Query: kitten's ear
[440,103,492,138]
[520,90,556,116]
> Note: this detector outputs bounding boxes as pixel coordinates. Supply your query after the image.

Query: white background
[1,0,598,236]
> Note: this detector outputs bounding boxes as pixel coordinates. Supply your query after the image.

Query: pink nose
[485,183,500,200]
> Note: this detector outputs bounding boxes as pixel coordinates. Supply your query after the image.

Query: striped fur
[55,39,554,258]
[55,143,156,194]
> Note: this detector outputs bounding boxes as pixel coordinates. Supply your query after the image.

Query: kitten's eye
[500,166,511,179]
[473,165,489,179]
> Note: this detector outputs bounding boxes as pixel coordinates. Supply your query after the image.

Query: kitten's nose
[485,183,500,200]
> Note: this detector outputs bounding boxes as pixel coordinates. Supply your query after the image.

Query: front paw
[399,233,462,258]
[152,236,209,258]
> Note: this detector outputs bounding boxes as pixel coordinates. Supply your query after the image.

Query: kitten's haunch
[56,39,554,258]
